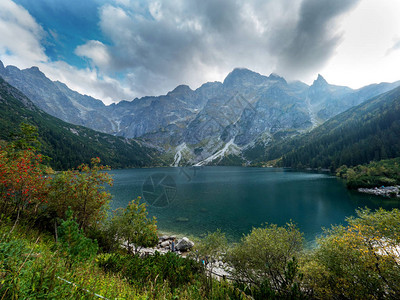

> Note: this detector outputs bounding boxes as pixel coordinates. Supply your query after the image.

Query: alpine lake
[108,167,400,245]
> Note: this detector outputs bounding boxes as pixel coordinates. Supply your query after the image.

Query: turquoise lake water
[108,167,400,243]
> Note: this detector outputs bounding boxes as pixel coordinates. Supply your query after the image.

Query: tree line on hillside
[248,87,400,170]
[280,103,400,170]
[0,77,160,170]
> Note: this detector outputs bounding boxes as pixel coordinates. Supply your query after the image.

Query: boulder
[159,235,169,241]
[175,237,194,251]
[160,241,170,248]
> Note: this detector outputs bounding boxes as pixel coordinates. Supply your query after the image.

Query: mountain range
[1,60,399,167]
[0,76,159,170]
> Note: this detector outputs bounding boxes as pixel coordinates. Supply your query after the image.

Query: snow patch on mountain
[194,139,240,166]
[172,143,187,167]
[305,96,319,128]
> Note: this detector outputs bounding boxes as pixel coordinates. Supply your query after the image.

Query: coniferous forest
[248,86,400,170]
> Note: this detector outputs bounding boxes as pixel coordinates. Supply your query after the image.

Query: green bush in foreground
[226,222,307,299]
[194,229,228,293]
[108,197,158,255]
[97,251,203,290]
[57,208,98,268]
[48,157,113,231]
[0,221,212,299]
[2,208,400,299]
[303,208,400,299]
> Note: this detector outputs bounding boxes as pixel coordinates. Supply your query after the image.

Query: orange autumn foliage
[0,146,49,217]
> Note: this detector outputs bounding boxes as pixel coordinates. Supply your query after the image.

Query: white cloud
[0,0,135,104]
[0,0,47,66]
[75,40,111,70]
[321,0,400,88]
[38,61,134,104]
[149,1,163,20]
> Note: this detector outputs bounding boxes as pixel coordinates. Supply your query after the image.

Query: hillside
[0,76,160,170]
[252,86,400,169]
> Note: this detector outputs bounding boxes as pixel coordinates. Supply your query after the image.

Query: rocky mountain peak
[26,66,47,78]
[198,81,222,89]
[223,68,266,86]
[268,73,287,85]
[4,65,22,75]
[167,84,193,96]
[0,60,4,71]
[312,74,328,87]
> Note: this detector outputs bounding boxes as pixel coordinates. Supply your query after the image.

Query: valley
[1,60,400,168]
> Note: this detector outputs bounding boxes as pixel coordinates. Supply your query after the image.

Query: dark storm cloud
[95,0,261,97]
[76,0,360,99]
[275,0,360,79]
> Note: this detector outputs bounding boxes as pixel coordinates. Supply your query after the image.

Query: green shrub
[98,251,204,290]
[109,197,158,255]
[338,158,400,189]
[226,222,306,299]
[57,208,98,268]
[194,229,228,294]
[86,224,119,253]
[303,208,400,299]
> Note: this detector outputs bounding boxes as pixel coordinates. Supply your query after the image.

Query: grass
[0,219,144,299]
[0,218,247,299]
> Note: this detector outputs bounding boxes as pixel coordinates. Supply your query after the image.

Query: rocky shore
[136,235,231,279]
[137,235,195,257]
[358,186,400,198]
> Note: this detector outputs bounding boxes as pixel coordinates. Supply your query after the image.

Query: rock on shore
[139,235,195,255]
[175,237,195,251]
[358,186,400,198]
[134,236,230,279]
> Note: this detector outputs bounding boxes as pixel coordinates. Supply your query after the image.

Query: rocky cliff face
[0,63,112,133]
[1,61,399,166]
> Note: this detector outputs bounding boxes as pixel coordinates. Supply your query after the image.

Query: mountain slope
[0,76,160,170]
[1,60,400,166]
[257,86,400,169]
[0,61,112,133]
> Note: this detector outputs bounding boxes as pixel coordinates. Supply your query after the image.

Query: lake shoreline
[357,185,400,198]
[108,167,399,244]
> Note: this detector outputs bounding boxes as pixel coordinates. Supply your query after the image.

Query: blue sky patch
[14,0,109,68]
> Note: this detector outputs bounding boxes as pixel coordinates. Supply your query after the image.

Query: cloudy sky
[0,0,400,104]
